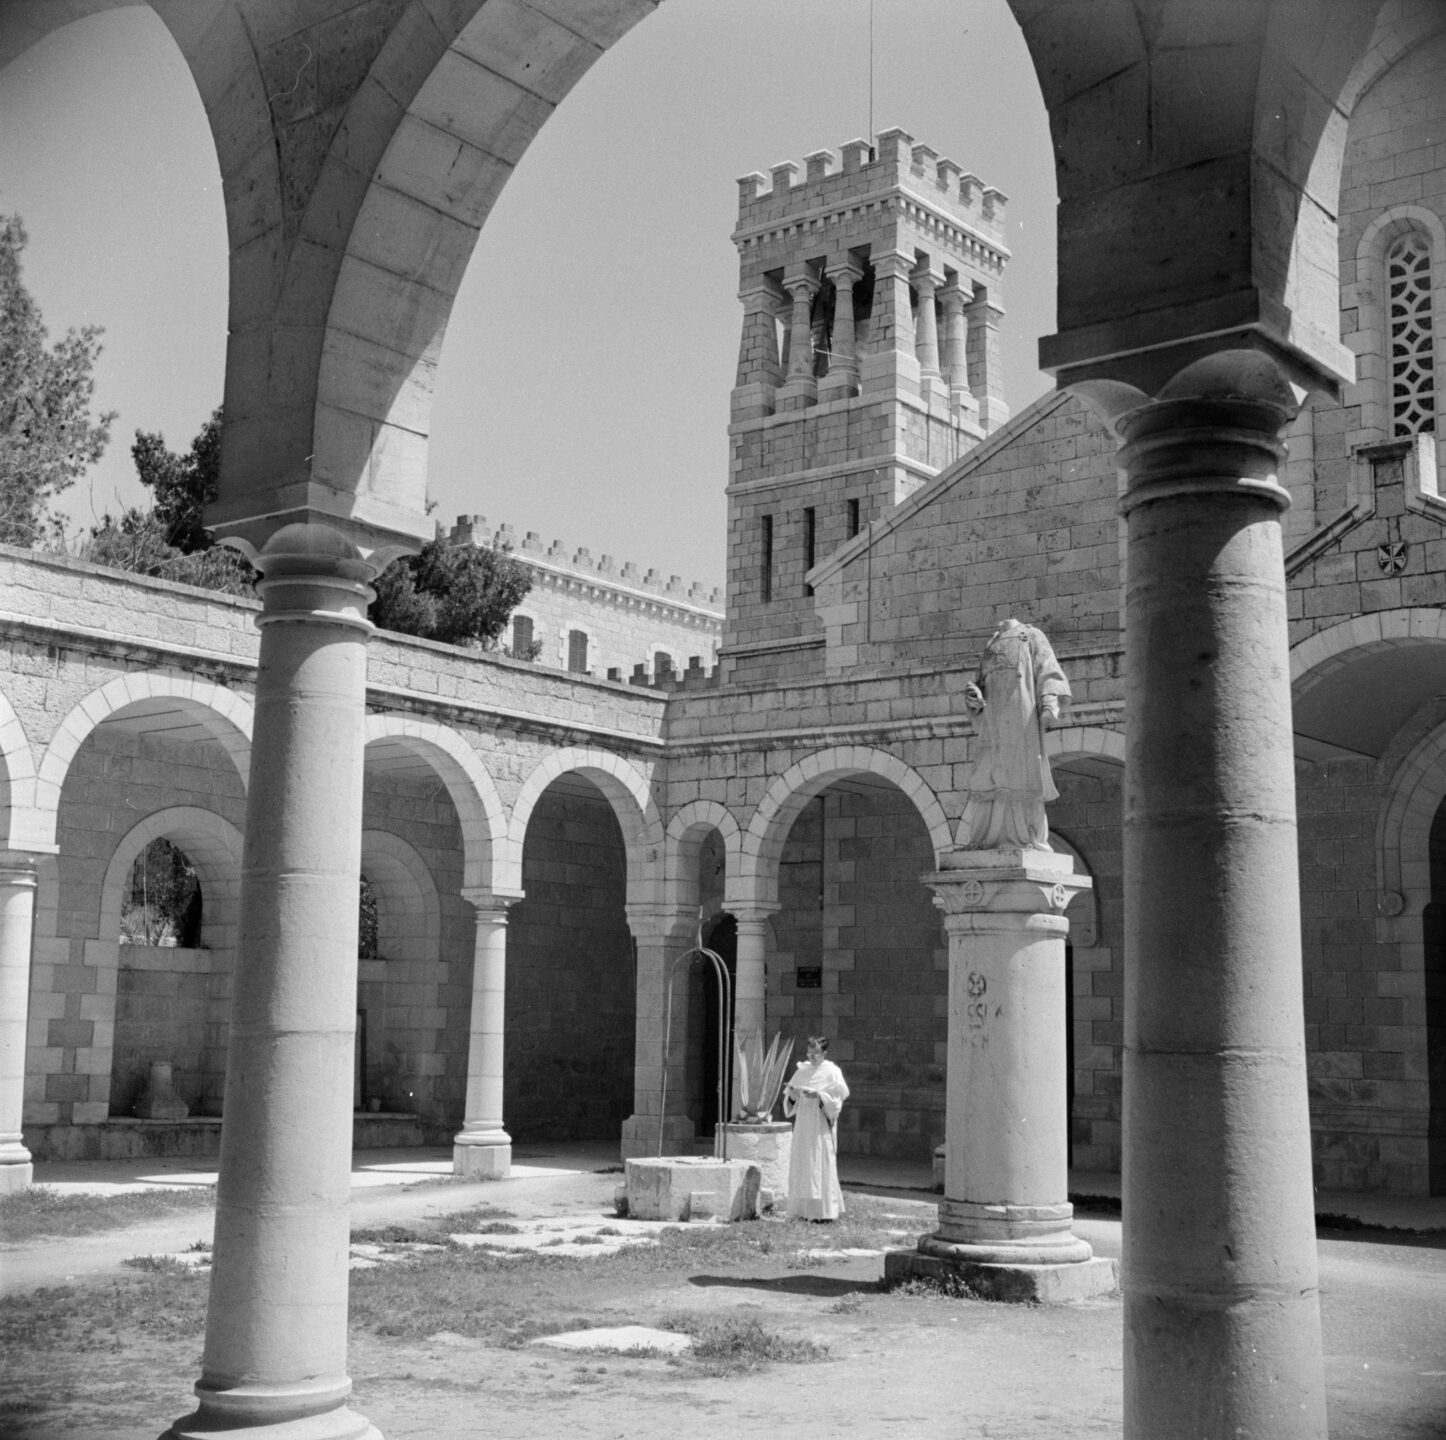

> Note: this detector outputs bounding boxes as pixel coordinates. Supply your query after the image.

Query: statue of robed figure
[960,617,1070,850]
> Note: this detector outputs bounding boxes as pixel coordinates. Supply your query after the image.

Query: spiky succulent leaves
[732,1028,795,1121]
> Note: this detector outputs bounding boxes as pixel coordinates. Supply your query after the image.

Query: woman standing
[783,1036,849,1221]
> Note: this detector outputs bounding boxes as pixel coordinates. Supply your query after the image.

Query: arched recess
[96,807,243,1118]
[505,746,652,1144]
[356,829,445,1120]
[363,715,504,892]
[664,800,741,918]
[738,746,952,909]
[504,746,664,903]
[34,674,253,848]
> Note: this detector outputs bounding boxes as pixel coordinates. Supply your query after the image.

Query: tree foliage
[0,215,115,545]
[79,406,255,595]
[370,538,533,648]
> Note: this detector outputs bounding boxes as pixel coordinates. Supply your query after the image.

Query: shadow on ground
[687,1273,881,1297]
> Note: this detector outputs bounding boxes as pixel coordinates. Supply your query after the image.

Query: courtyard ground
[2,1146,1444,1440]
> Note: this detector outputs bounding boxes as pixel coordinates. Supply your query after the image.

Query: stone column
[1109,365,1326,1439]
[965,292,1008,431]
[165,523,380,1440]
[912,263,946,403]
[940,281,980,429]
[819,258,862,401]
[886,853,1115,1302]
[0,853,38,1193]
[452,889,520,1180]
[861,249,921,398]
[778,267,820,409]
[730,906,776,1043]
[620,904,696,1158]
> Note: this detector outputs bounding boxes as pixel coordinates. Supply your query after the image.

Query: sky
[0,0,1056,592]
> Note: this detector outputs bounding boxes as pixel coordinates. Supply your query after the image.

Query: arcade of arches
[3,4,1446,1440]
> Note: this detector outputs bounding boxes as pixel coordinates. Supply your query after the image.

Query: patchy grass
[0,1185,216,1243]
[661,1313,828,1374]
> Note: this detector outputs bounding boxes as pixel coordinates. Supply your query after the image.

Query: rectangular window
[567,629,589,673]
[511,614,534,656]
[803,506,816,596]
[760,514,773,603]
[653,651,674,680]
[847,497,861,537]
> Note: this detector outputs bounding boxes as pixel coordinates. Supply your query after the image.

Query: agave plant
[732,1029,795,1123]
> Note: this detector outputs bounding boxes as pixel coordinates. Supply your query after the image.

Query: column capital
[782,265,820,298]
[460,886,524,919]
[0,852,41,885]
[1089,351,1308,519]
[825,256,864,285]
[625,902,695,941]
[242,522,383,635]
[927,852,1091,924]
[871,248,916,280]
[728,903,781,930]
[939,279,969,313]
[912,263,945,294]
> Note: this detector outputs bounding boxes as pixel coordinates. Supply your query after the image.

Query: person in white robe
[960,616,1070,850]
[783,1036,849,1220]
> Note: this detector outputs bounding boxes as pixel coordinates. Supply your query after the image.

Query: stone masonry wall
[505,783,635,1142]
[769,785,947,1162]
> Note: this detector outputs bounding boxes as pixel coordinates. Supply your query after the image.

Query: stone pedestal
[135,1061,190,1120]
[885,850,1115,1302]
[717,1121,791,1206]
[625,1156,761,1222]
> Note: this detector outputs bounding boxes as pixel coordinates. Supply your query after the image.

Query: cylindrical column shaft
[1118,395,1325,1440]
[732,914,771,1041]
[785,278,816,380]
[620,905,696,1157]
[819,260,861,400]
[165,523,380,1440]
[453,894,514,1179]
[0,855,37,1193]
[941,284,970,395]
[913,268,942,379]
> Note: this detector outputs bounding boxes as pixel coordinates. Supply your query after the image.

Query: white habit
[783,1058,849,1220]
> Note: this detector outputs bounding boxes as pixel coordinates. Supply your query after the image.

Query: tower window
[567,629,589,673]
[803,507,816,596]
[761,515,774,603]
[654,650,674,680]
[1389,231,1436,437]
[848,498,861,538]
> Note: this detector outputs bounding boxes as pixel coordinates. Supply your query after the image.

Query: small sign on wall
[795,966,822,989]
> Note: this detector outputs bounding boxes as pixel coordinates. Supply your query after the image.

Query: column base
[0,1145,33,1193]
[452,1130,511,1180]
[163,1382,379,1440]
[620,1112,696,1159]
[884,1244,1118,1304]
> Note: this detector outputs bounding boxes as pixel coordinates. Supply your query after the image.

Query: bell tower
[723,128,1011,683]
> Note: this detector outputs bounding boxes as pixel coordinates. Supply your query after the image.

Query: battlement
[446,516,723,612]
[735,127,1008,246]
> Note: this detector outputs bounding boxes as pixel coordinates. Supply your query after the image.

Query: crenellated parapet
[447,516,724,611]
